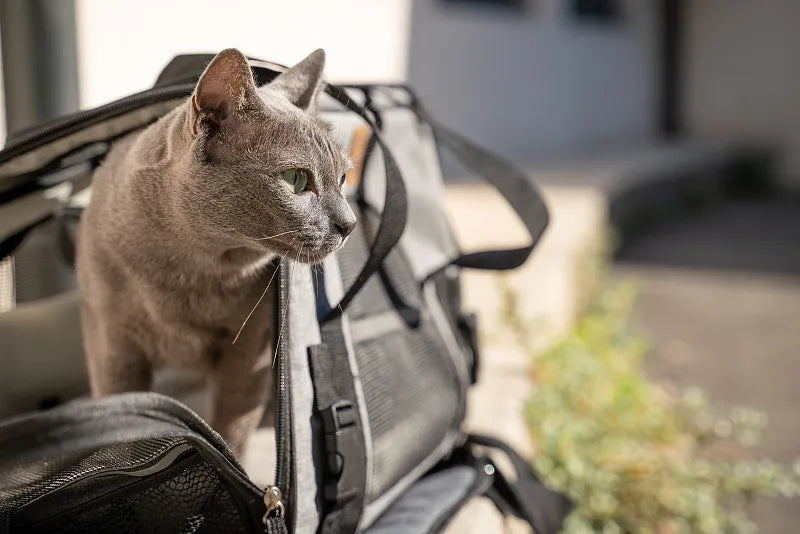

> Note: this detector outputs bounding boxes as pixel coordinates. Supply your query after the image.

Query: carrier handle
[318,84,407,322]
[362,86,549,273]
[420,108,549,273]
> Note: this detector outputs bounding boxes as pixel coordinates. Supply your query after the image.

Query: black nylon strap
[308,317,367,534]
[308,323,358,409]
[469,433,573,534]
[319,84,407,323]
[420,109,549,272]
[363,85,550,273]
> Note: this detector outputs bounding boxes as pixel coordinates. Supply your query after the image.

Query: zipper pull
[263,485,285,522]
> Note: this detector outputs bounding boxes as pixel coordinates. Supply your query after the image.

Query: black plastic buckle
[321,400,366,502]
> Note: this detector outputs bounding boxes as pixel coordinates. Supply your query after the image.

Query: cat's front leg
[82,304,153,396]
[209,343,274,460]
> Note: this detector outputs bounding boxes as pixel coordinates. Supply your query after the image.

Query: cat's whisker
[232,250,290,345]
[252,229,299,241]
[312,263,318,294]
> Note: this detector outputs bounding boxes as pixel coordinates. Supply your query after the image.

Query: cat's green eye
[282,168,310,194]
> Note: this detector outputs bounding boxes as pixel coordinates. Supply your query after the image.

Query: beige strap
[345,125,372,187]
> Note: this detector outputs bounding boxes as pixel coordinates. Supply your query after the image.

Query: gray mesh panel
[335,209,464,502]
[355,317,462,499]
[335,207,421,320]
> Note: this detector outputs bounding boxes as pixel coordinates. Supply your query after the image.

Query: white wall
[406,0,659,165]
[685,0,800,190]
[76,0,412,108]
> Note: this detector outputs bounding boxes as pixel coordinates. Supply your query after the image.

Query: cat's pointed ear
[191,48,257,135]
[269,49,326,111]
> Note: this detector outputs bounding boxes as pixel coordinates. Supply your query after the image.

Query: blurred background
[1,0,798,532]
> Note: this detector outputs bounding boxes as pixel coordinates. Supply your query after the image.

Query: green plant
[500,280,800,534]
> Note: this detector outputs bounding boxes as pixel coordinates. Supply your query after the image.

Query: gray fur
[76,48,355,458]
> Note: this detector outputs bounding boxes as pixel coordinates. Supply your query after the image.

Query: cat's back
[85,125,162,215]
[76,117,173,302]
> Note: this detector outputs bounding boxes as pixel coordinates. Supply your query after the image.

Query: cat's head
[180,48,355,264]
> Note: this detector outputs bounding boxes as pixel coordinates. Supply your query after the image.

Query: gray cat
[76,48,355,458]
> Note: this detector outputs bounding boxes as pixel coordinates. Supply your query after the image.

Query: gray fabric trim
[287,264,323,534]
[358,429,464,530]
[364,466,477,534]
[422,283,470,391]
[348,310,407,345]
[0,100,184,180]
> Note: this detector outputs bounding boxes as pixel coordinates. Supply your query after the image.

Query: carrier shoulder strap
[319,85,406,323]
[468,433,573,534]
[356,86,549,275]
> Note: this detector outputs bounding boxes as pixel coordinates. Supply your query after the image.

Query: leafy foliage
[500,280,800,534]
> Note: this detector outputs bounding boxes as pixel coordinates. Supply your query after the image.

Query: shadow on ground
[615,197,800,534]
[617,197,800,275]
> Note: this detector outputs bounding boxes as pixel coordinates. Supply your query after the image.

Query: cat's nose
[335,216,356,238]
[329,198,356,238]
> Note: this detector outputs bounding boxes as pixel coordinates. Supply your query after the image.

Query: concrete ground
[441,143,736,532]
[616,198,800,533]
[441,139,799,532]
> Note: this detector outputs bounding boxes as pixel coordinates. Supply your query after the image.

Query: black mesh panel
[20,457,246,534]
[1,438,185,517]
[1,438,253,534]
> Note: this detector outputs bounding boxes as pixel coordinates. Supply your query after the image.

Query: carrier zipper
[263,485,285,521]
[264,260,291,525]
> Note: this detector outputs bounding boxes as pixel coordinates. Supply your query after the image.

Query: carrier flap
[0,89,191,188]
[300,204,469,533]
[0,392,266,534]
